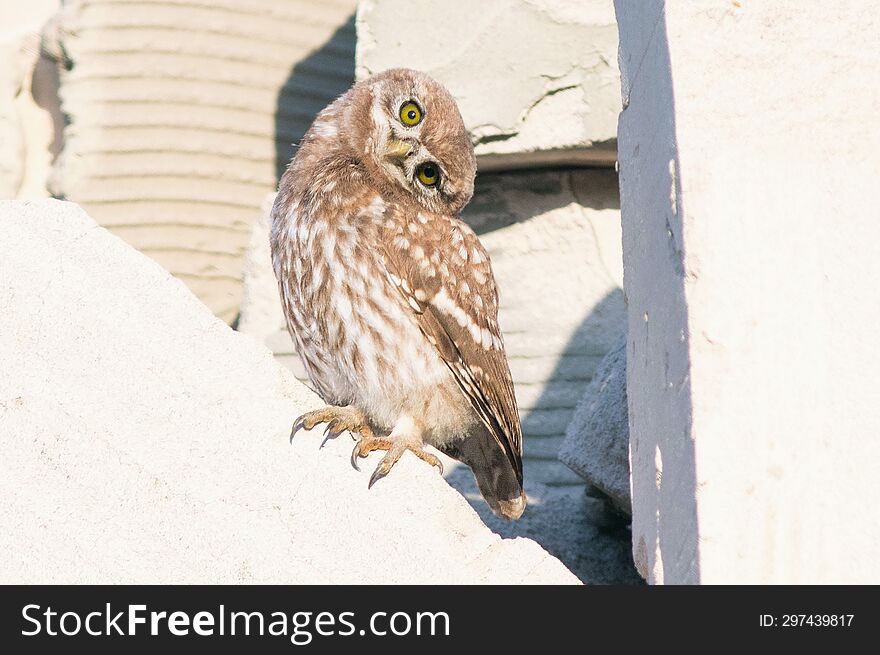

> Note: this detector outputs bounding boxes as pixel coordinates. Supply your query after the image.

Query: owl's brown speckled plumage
[270,68,525,519]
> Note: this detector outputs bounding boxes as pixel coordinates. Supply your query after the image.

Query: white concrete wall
[356,0,620,169]
[617,0,880,583]
[52,0,358,321]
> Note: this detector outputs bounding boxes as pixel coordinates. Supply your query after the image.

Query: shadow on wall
[615,1,699,583]
[33,36,66,179]
[445,289,642,585]
[521,288,624,459]
[274,13,357,183]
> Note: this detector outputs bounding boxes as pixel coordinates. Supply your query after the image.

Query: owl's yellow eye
[417,162,440,187]
[399,101,423,126]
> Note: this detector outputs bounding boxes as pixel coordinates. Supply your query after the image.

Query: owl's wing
[378,208,523,485]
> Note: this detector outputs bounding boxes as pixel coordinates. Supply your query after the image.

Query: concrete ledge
[0,199,578,584]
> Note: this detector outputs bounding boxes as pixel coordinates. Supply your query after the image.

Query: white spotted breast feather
[378,205,523,485]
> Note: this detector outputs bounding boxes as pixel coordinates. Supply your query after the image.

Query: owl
[270,68,525,519]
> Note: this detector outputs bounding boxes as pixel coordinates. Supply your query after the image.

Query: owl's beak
[383,139,413,163]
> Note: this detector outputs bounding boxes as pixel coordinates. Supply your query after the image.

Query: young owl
[270,68,525,519]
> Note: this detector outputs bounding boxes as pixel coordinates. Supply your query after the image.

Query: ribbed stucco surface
[55,0,356,321]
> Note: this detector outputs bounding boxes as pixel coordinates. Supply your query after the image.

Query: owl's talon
[350,435,393,473]
[357,439,444,488]
[320,420,345,448]
[368,462,391,489]
[350,441,362,471]
[289,411,322,442]
[319,427,334,449]
[288,405,375,447]
[289,417,306,443]
[293,410,444,483]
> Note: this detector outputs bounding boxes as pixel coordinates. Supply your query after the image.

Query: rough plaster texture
[0,199,578,585]
[240,169,626,489]
[616,1,880,583]
[52,0,357,322]
[559,333,630,515]
[356,0,620,170]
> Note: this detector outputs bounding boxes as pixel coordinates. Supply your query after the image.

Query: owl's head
[342,68,477,215]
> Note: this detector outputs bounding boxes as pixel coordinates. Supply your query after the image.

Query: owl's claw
[291,407,443,485]
[320,419,360,448]
[289,416,306,443]
[349,436,443,488]
[350,443,361,471]
[319,425,336,449]
[289,406,375,445]
[350,436,393,472]
[368,466,385,488]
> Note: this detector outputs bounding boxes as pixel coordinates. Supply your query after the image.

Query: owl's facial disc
[360,69,475,214]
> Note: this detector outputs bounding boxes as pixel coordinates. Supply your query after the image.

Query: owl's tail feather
[442,428,526,520]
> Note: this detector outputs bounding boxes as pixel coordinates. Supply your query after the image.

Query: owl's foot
[350,436,444,488]
[290,405,375,447]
